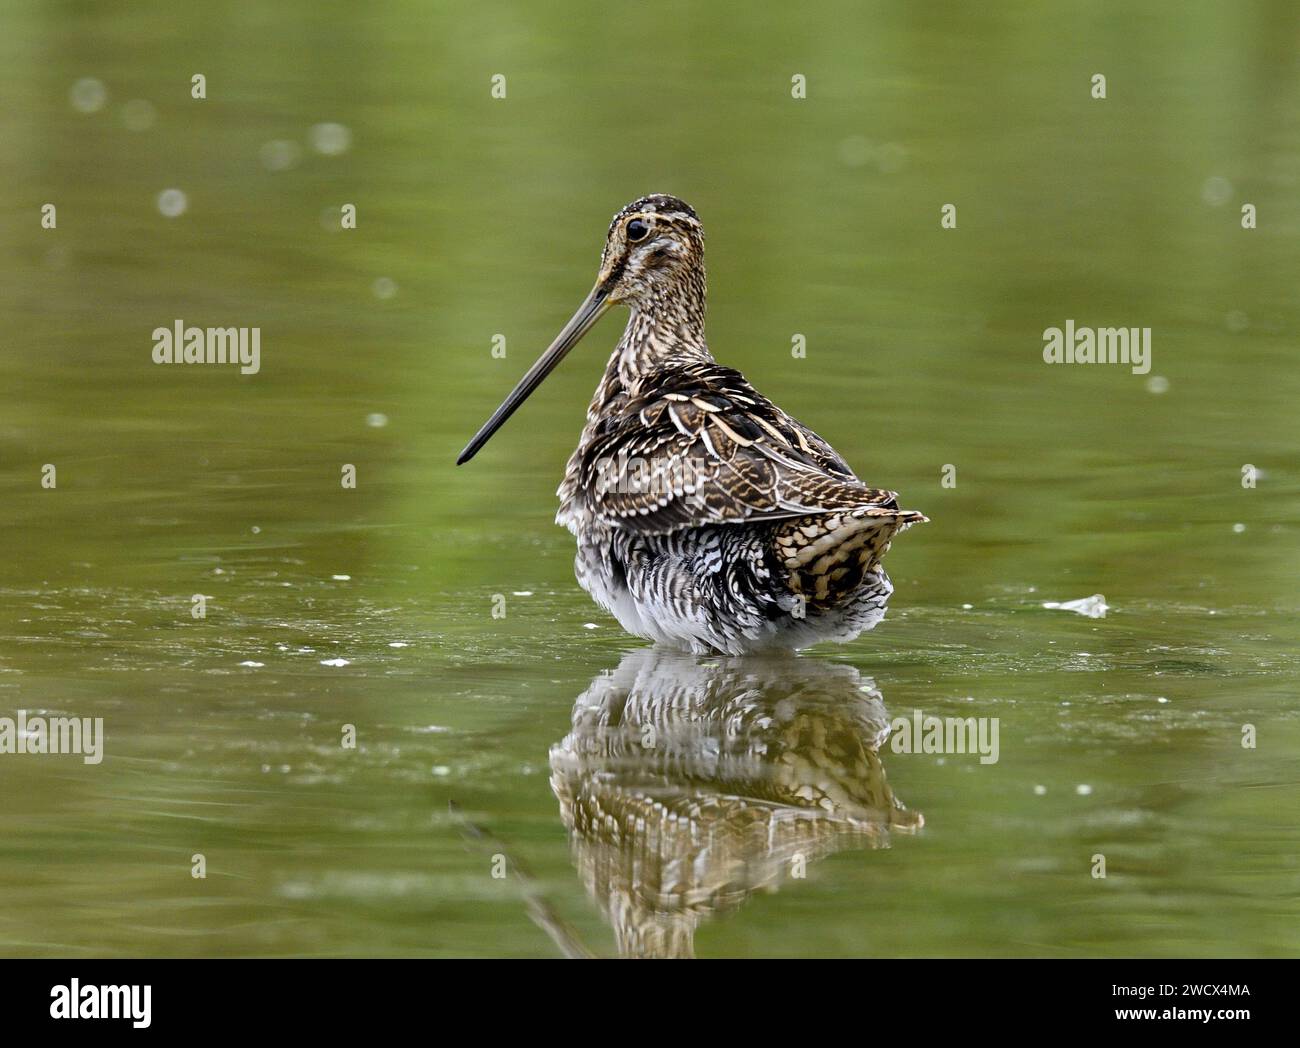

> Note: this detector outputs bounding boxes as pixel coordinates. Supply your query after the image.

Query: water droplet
[320,658,350,667]
[157,188,188,218]
[372,277,397,300]
[1075,784,1093,796]
[319,206,344,232]
[259,139,302,172]
[876,142,908,174]
[365,412,388,428]
[1201,175,1232,207]
[70,78,107,113]
[1033,784,1047,796]
[121,99,156,131]
[1232,523,1246,534]
[331,574,351,580]
[310,122,352,156]
[239,661,264,668]
[837,135,872,167]
[1145,375,1170,394]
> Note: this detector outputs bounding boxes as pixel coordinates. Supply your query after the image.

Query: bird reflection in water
[548,649,922,958]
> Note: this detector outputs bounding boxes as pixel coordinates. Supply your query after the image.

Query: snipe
[458,194,926,654]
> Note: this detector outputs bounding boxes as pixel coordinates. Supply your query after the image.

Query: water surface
[1,1,1298,957]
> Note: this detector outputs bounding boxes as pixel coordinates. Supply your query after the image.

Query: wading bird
[458,195,925,654]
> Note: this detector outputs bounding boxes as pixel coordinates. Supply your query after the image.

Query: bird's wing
[577,362,902,535]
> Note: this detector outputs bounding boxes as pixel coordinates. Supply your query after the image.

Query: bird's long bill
[456,283,611,465]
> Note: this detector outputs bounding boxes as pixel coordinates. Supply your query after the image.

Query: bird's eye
[626,218,650,242]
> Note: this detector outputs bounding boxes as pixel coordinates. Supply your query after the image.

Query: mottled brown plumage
[460,194,926,653]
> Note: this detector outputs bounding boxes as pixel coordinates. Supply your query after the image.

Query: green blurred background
[0,0,1297,956]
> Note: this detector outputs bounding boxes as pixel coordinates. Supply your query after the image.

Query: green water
[2,1,1298,957]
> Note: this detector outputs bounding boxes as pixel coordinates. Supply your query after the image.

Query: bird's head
[595,194,705,309]
[457,194,704,465]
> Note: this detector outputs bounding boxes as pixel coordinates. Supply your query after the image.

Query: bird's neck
[599,283,711,406]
